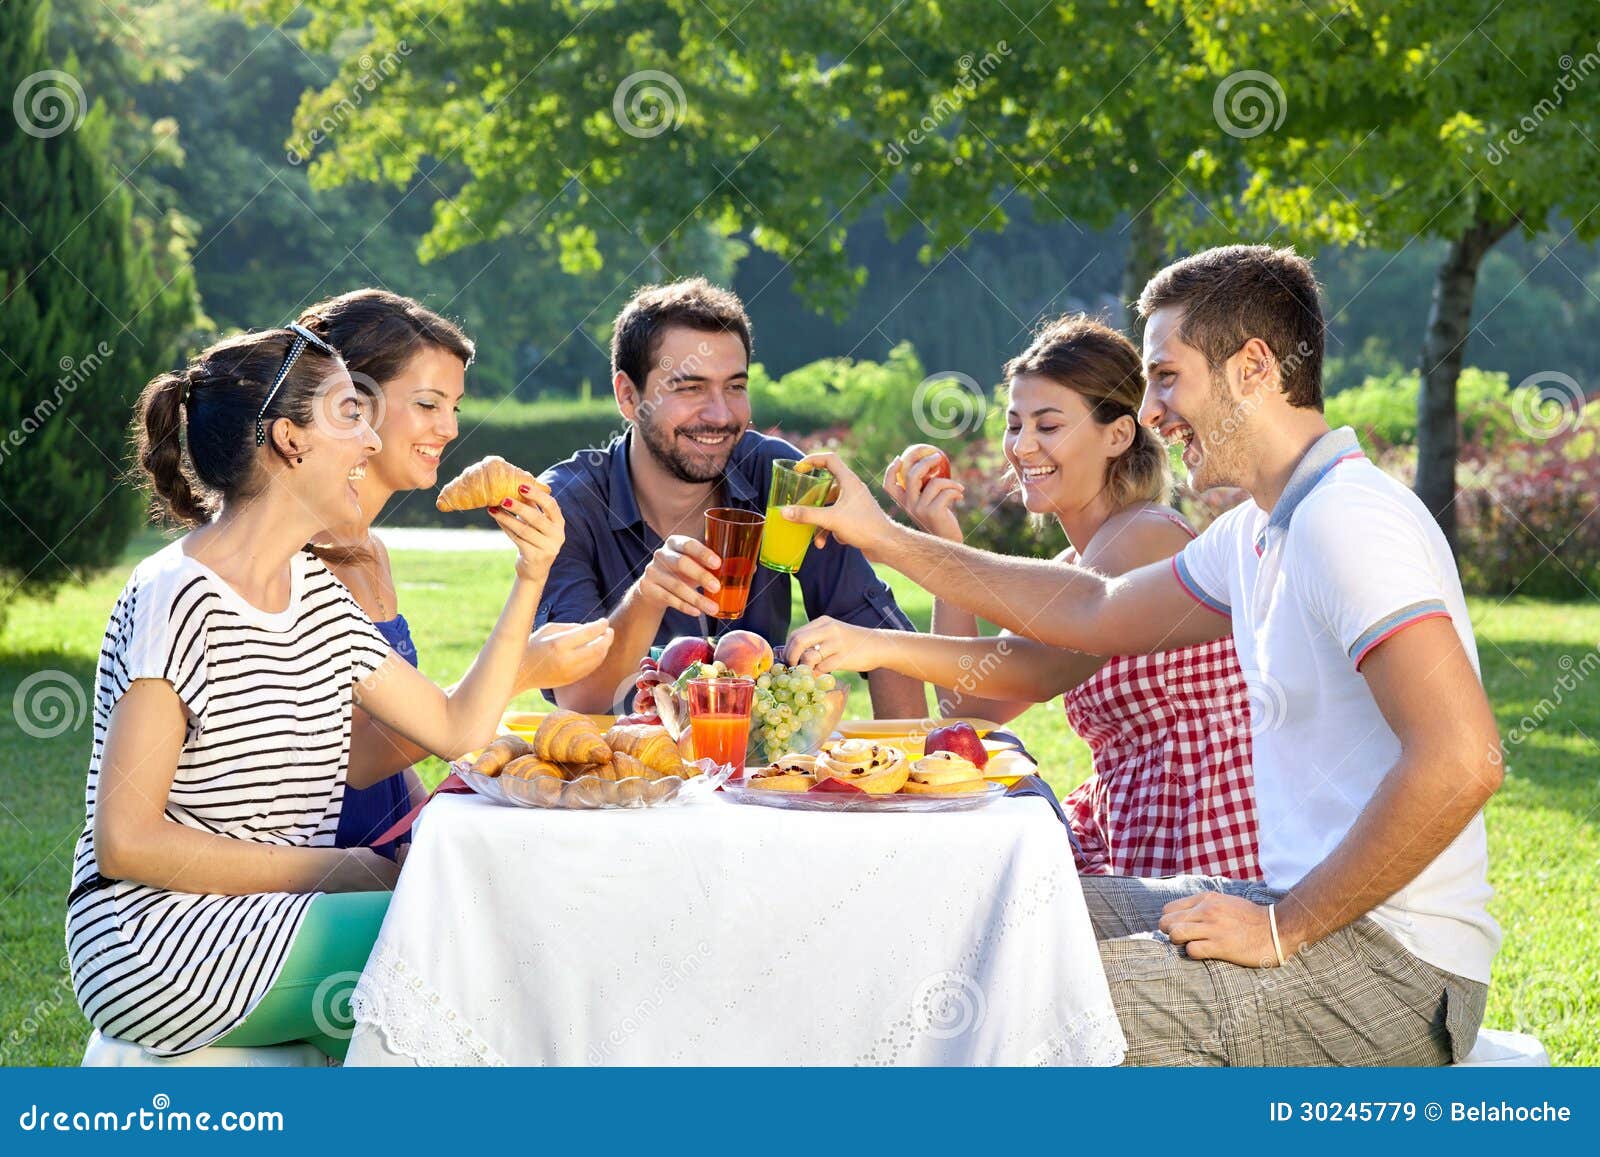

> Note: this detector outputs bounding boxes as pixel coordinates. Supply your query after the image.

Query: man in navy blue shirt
[537,277,926,716]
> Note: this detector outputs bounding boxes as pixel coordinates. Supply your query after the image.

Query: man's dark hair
[1137,244,1325,409]
[610,277,753,393]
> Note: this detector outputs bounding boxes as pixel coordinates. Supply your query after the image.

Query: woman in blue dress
[301,290,615,856]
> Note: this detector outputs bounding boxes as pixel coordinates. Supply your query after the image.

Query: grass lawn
[3,531,1596,1065]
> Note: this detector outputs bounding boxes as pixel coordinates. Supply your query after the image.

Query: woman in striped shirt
[66,325,560,1060]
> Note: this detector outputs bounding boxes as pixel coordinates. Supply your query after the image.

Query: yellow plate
[499,710,616,736]
[835,717,1000,740]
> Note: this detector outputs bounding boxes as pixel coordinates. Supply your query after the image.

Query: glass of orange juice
[686,677,755,774]
[704,508,764,619]
[760,459,835,574]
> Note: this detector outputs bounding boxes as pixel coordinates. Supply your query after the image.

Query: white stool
[1452,1028,1551,1067]
[81,1030,328,1067]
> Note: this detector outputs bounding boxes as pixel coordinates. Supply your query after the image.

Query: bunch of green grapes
[748,663,839,765]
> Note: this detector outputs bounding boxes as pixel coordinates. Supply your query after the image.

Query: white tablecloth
[346,791,1126,1066]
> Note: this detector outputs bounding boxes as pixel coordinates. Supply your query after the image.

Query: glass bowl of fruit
[747,663,849,767]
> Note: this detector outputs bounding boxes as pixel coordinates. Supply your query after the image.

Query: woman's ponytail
[135,368,212,526]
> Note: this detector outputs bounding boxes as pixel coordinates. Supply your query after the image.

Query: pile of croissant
[466,709,695,808]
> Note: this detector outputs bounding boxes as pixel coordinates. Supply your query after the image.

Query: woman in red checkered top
[789,315,1259,880]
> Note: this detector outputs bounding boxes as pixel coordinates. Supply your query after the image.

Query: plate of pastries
[453,709,733,809]
[723,738,1007,813]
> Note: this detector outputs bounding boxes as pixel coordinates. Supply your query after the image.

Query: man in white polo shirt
[782,245,1501,1065]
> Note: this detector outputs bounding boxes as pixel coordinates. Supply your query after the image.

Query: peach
[894,444,952,489]
[713,630,774,679]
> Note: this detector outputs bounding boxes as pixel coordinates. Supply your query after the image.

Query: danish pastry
[815,739,910,795]
[901,751,987,795]
[747,752,818,792]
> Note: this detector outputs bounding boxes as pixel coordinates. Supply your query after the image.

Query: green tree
[1,0,193,613]
[248,1,1255,333]
[1169,0,1600,547]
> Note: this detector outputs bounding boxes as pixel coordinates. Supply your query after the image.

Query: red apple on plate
[925,720,988,768]
[659,636,714,679]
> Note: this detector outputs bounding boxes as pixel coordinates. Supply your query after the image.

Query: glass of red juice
[686,677,755,774]
[704,508,764,619]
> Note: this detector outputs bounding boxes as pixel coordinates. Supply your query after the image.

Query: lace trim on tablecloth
[1021,1005,1127,1067]
[350,947,506,1067]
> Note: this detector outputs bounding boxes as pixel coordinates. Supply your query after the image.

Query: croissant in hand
[436,455,549,512]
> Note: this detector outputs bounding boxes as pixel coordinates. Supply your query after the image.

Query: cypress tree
[1,0,192,614]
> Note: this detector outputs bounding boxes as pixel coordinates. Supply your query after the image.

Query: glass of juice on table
[761,459,834,573]
[704,508,764,619]
[687,677,755,774]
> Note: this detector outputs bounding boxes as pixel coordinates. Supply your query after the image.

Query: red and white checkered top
[1060,632,1261,881]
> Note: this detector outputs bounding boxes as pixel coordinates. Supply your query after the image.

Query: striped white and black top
[66,540,393,1056]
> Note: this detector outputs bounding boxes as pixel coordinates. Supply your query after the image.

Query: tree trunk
[1415,211,1516,553]
[1121,203,1165,343]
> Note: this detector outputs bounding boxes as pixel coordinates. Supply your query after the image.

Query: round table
[346,790,1126,1066]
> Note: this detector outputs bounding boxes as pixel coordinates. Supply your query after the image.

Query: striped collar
[1255,426,1365,555]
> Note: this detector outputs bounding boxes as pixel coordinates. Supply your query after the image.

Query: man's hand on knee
[1158,892,1281,969]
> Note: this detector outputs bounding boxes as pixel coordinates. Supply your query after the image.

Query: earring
[295,457,303,465]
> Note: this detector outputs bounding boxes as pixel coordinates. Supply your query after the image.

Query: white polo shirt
[1172,426,1499,984]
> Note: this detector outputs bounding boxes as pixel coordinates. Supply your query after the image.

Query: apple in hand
[713,629,775,679]
[894,444,952,489]
[659,636,714,679]
[925,721,988,768]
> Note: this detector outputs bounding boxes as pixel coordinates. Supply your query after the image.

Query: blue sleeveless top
[335,613,418,858]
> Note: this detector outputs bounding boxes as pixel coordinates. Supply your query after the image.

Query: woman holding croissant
[295,290,614,857]
[787,316,1261,881]
[66,327,559,1060]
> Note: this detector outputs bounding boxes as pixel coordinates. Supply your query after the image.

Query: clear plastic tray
[453,757,733,810]
[721,779,1005,813]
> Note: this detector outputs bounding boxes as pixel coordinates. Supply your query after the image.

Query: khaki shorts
[1082,874,1487,1067]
